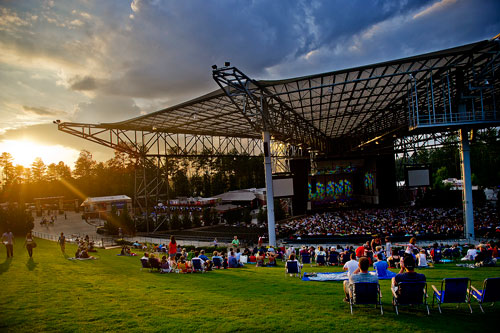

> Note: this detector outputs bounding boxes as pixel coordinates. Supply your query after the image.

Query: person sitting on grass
[199,250,209,262]
[343,253,358,277]
[416,249,428,267]
[235,248,242,262]
[148,253,161,271]
[391,255,426,293]
[191,251,206,271]
[222,252,229,269]
[228,251,242,268]
[373,252,389,277]
[316,246,326,265]
[375,246,385,260]
[212,251,223,269]
[266,251,277,267]
[79,247,95,259]
[181,248,188,260]
[387,249,400,269]
[256,251,265,267]
[343,257,379,302]
[177,256,192,273]
[461,245,478,261]
[286,253,301,277]
[160,255,171,273]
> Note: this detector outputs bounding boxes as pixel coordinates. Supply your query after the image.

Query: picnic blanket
[68,257,98,260]
[302,270,396,282]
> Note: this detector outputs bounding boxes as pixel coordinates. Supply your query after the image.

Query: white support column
[262,131,276,246]
[459,128,474,242]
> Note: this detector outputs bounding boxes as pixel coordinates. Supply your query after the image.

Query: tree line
[0,148,265,205]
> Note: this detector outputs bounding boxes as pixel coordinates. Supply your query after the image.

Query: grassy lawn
[1,238,499,332]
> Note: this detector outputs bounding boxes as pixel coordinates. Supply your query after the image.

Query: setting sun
[0,140,80,168]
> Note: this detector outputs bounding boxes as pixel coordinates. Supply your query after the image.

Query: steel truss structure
[58,37,500,241]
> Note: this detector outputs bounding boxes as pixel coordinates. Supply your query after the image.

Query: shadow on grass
[26,257,38,271]
[0,257,12,274]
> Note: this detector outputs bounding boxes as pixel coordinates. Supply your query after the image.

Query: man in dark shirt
[392,255,425,291]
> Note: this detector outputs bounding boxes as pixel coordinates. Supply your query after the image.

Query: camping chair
[285,260,301,278]
[140,258,151,271]
[431,248,442,263]
[212,257,223,269]
[469,277,500,313]
[349,282,383,315]
[432,278,472,313]
[316,254,326,266]
[328,252,339,266]
[149,258,161,272]
[301,253,312,267]
[392,282,430,315]
[191,258,205,273]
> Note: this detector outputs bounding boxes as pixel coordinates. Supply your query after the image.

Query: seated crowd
[277,206,499,239]
[74,236,97,259]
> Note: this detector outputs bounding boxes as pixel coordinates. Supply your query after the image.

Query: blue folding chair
[349,282,383,315]
[285,260,301,278]
[328,252,339,266]
[212,257,223,269]
[392,282,430,315]
[301,253,312,267]
[191,258,205,273]
[469,277,500,313]
[316,254,326,266]
[432,278,472,313]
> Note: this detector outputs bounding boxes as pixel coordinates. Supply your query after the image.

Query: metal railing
[32,231,117,248]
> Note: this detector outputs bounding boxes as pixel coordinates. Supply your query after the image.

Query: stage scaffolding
[58,36,500,244]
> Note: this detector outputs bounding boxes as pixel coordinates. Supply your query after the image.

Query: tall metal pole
[459,128,474,242]
[143,156,149,234]
[262,130,276,247]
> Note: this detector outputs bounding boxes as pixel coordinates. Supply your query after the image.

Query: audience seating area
[133,241,499,315]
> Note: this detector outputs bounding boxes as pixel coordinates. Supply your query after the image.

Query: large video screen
[273,178,294,197]
[407,168,430,187]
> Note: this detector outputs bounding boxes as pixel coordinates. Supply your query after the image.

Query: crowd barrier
[32,231,116,248]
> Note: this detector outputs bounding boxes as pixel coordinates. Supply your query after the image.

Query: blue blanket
[302,270,396,282]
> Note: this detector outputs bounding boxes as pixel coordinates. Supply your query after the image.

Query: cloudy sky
[0,0,499,168]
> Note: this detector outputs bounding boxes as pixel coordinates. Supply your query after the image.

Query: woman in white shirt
[416,249,428,267]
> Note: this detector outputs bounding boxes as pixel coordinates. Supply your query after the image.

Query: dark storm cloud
[69,75,97,91]
[96,0,500,102]
[1,0,499,119]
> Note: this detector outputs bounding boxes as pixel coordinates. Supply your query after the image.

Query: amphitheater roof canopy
[60,37,499,156]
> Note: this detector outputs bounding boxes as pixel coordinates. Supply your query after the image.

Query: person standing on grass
[2,229,14,258]
[232,236,240,248]
[24,231,35,258]
[168,236,177,260]
[58,232,66,253]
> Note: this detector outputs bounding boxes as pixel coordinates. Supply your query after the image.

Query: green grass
[0,238,499,332]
